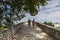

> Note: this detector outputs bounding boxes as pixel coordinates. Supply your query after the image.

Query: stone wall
[0,22,23,40]
[36,22,60,40]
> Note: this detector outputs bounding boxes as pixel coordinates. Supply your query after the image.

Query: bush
[43,22,54,27]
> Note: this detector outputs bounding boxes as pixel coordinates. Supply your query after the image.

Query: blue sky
[20,0,60,22]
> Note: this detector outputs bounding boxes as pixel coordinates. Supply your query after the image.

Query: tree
[0,0,47,27]
[11,0,47,16]
[43,22,54,27]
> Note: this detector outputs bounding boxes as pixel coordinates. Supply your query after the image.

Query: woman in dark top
[28,19,31,27]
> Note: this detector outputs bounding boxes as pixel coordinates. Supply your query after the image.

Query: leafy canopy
[11,0,47,16]
[0,0,47,27]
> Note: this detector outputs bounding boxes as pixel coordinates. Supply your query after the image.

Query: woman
[32,19,35,28]
[28,19,31,28]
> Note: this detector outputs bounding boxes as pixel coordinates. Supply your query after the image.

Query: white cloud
[20,0,60,22]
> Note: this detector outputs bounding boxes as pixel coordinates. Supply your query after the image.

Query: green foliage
[11,0,47,16]
[0,0,47,27]
[0,27,4,31]
[0,26,6,31]
[43,22,54,27]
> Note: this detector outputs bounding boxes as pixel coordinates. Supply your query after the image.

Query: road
[13,22,53,40]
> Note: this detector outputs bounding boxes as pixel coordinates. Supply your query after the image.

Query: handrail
[36,22,60,40]
[0,22,24,40]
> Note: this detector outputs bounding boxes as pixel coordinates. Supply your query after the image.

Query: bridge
[0,22,60,40]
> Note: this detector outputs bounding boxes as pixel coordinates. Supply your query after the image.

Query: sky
[20,0,60,22]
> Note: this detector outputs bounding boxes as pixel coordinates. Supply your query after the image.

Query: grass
[0,27,6,31]
[56,27,60,29]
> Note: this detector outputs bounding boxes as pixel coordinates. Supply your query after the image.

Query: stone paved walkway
[13,23,53,40]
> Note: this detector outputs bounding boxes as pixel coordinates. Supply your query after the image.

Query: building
[54,22,60,28]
